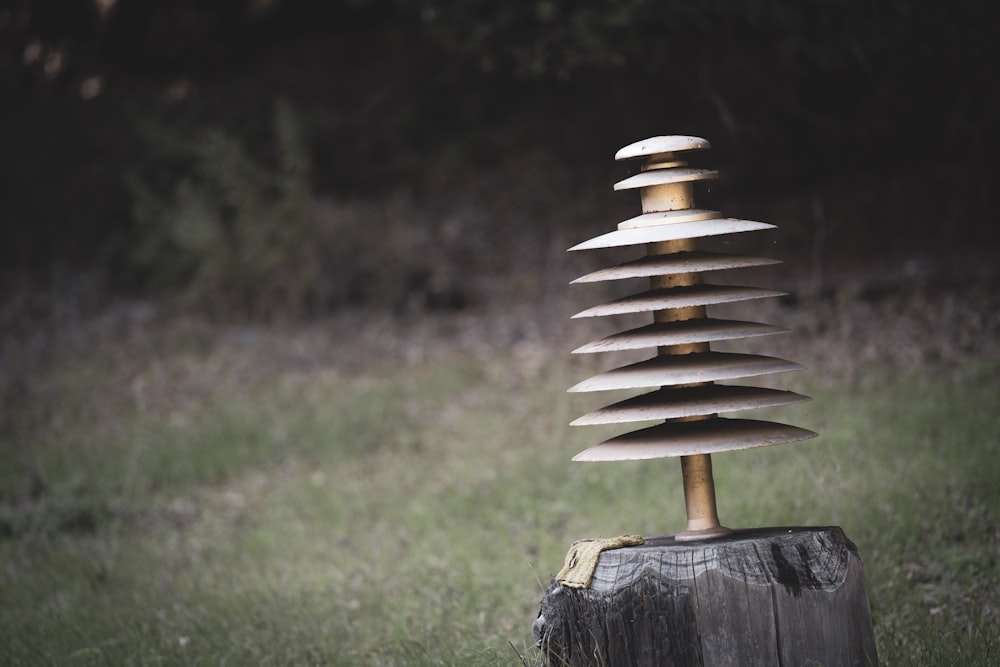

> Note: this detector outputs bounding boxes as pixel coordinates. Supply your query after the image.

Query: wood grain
[534,526,878,666]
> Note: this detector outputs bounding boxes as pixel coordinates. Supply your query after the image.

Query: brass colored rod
[650,239,706,356]
[639,180,693,213]
[677,453,730,540]
[643,160,731,540]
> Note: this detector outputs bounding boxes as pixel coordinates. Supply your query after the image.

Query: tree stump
[534,526,878,666]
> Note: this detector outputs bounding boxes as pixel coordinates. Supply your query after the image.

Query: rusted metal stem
[677,453,730,540]
[644,164,730,540]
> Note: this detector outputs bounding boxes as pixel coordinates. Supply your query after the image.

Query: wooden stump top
[588,526,854,595]
[535,526,878,667]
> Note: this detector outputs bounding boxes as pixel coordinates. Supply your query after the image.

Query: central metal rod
[679,454,725,534]
[640,160,731,541]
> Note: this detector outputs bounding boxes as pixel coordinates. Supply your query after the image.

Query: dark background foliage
[2,0,997,316]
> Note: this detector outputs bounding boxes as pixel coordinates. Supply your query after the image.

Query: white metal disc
[614,168,718,192]
[569,219,775,251]
[572,285,787,319]
[571,385,811,425]
[572,418,818,461]
[615,136,711,161]
[572,319,788,354]
[568,352,804,393]
[571,252,780,283]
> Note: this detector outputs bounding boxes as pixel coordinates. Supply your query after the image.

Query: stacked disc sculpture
[569,135,817,540]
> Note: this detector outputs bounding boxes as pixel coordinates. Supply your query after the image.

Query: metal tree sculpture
[569,136,816,540]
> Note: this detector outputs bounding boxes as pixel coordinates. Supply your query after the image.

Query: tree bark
[534,526,878,666]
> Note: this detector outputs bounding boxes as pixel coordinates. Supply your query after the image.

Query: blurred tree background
[1,0,997,319]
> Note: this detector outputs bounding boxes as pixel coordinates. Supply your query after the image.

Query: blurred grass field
[1,293,998,666]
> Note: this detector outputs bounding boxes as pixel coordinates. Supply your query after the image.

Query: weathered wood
[534,526,878,666]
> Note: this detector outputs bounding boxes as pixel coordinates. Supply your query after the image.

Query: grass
[1,313,998,666]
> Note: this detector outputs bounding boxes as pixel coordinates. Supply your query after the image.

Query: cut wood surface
[534,526,878,666]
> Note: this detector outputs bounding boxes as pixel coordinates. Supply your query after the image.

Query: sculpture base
[534,526,878,667]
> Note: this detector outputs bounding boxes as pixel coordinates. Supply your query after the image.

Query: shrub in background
[128,99,319,319]
[126,98,471,319]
